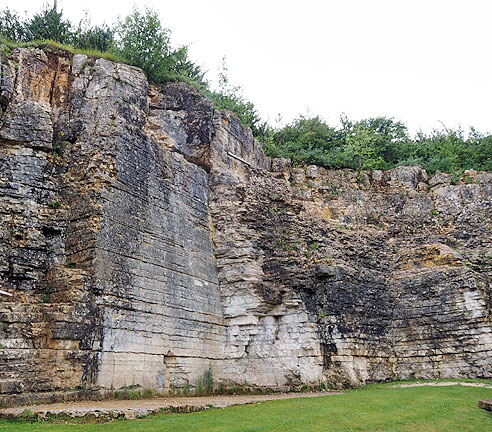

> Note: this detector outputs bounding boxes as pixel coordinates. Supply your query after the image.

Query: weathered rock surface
[479,398,492,411]
[241,165,492,385]
[0,47,491,403]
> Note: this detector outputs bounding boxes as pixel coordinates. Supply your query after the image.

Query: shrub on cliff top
[204,58,267,136]
[0,3,206,87]
[25,1,72,45]
[72,15,115,53]
[114,9,206,86]
[0,3,260,131]
[0,8,27,42]
[263,115,492,175]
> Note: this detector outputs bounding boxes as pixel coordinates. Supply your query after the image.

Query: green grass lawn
[1,383,491,432]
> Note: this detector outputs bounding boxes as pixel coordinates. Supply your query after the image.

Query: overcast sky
[4,0,492,134]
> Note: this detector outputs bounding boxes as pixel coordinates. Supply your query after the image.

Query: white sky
[3,0,492,134]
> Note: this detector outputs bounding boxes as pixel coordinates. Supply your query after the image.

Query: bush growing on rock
[263,114,492,176]
[113,7,206,85]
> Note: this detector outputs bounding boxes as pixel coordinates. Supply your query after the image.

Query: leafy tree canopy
[26,0,72,44]
[264,114,491,175]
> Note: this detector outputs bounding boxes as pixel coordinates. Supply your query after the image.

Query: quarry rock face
[0,48,491,402]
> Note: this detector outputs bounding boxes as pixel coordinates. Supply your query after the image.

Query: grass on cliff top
[1,381,491,432]
[0,39,127,64]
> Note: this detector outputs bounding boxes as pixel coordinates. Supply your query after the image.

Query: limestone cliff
[0,47,490,403]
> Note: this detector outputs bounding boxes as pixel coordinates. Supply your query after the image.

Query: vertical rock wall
[0,48,491,401]
[0,48,227,399]
[94,78,225,391]
[208,111,324,387]
[0,48,100,400]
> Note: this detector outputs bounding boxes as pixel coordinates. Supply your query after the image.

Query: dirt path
[0,392,336,420]
[2,381,491,421]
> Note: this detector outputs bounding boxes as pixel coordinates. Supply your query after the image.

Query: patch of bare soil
[0,392,337,421]
[394,381,492,389]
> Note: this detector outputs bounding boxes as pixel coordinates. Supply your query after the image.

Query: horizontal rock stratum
[0,47,491,404]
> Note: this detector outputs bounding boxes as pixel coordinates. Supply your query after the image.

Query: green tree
[25,1,72,44]
[0,8,27,42]
[114,7,175,82]
[114,7,205,84]
[72,14,115,52]
[467,128,492,172]
[171,45,207,87]
[265,115,344,166]
[341,116,409,171]
[345,123,381,175]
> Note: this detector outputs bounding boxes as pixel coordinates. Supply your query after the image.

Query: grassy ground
[0,382,491,432]
[0,39,127,63]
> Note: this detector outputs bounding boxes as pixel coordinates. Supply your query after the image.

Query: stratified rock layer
[0,47,490,402]
[222,165,492,385]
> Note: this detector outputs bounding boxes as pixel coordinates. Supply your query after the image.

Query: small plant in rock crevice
[48,200,64,209]
[195,367,214,396]
[51,137,67,159]
[40,282,51,303]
